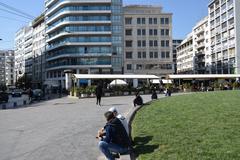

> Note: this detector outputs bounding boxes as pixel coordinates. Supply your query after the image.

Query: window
[142,29,146,35]
[161,52,165,58]
[166,40,169,47]
[149,18,152,24]
[149,40,153,47]
[150,52,154,58]
[126,41,132,47]
[161,40,165,47]
[138,40,142,47]
[165,18,169,24]
[160,18,164,24]
[138,52,142,58]
[161,29,164,35]
[166,51,170,58]
[125,29,132,35]
[142,40,146,47]
[154,52,158,58]
[142,18,145,24]
[126,52,132,59]
[149,29,153,35]
[165,29,169,36]
[142,52,146,58]
[137,18,141,24]
[125,18,132,24]
[154,18,157,24]
[154,40,158,46]
[154,29,158,35]
[137,29,141,35]
[127,64,132,70]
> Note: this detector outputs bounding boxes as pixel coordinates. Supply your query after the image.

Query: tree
[16,74,32,89]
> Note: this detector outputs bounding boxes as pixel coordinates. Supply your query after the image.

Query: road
[0,94,157,160]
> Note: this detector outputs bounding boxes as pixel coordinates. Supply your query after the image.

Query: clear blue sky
[0,0,209,50]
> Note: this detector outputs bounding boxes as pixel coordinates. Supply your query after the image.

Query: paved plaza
[0,94,161,160]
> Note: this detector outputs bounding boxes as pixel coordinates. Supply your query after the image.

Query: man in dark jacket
[133,92,143,107]
[96,84,103,106]
[97,111,131,160]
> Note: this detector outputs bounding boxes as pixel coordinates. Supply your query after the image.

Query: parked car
[33,89,43,100]
[11,89,23,97]
[0,92,9,103]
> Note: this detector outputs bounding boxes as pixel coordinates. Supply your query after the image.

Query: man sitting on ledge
[97,111,131,160]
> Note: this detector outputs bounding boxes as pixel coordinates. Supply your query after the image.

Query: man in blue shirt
[97,111,131,160]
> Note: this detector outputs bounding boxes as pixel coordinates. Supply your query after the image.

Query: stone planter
[81,93,88,98]
[123,92,129,96]
[104,92,111,97]
[139,91,144,95]
[183,88,191,92]
[90,93,95,97]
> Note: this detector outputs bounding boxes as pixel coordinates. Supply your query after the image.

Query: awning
[168,74,240,79]
[162,79,172,84]
[73,74,159,79]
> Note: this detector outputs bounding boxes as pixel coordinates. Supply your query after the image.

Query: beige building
[123,5,173,78]
[0,50,15,86]
[176,33,194,74]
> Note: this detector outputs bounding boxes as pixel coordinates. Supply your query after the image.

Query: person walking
[151,89,158,100]
[96,84,103,106]
[97,111,131,160]
[108,107,129,135]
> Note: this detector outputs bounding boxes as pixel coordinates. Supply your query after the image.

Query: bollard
[23,100,27,105]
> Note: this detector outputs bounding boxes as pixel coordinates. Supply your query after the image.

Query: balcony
[222,27,227,32]
[228,14,234,19]
[222,37,227,41]
[221,17,227,23]
[215,22,220,27]
[229,34,235,39]
[228,23,234,29]
[229,43,235,48]
[216,39,221,44]
[228,3,234,10]
[196,35,205,42]
[222,45,228,50]
[215,13,220,18]
[196,43,205,49]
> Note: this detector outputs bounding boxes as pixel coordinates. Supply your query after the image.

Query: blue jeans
[98,141,129,160]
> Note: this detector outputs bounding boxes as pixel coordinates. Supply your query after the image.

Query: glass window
[160,18,164,24]
[125,29,132,35]
[154,29,158,35]
[149,40,153,47]
[142,52,146,58]
[166,51,170,58]
[165,29,169,36]
[137,18,141,24]
[154,40,158,46]
[142,18,145,24]
[142,29,146,35]
[161,40,165,47]
[125,18,132,24]
[161,52,165,58]
[150,52,154,58]
[127,64,132,70]
[149,18,152,24]
[154,18,157,24]
[165,18,169,24]
[137,29,141,35]
[142,40,146,47]
[138,40,141,47]
[149,29,153,35]
[161,29,164,35]
[138,52,142,58]
[166,40,169,47]
[125,41,132,47]
[154,52,158,58]
[126,52,132,59]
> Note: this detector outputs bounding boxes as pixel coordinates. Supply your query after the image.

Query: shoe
[111,152,120,158]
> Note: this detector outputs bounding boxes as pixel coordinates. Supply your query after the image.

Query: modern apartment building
[32,14,46,88]
[0,50,15,86]
[44,0,123,87]
[24,25,33,79]
[209,0,240,74]
[15,26,27,81]
[123,5,173,78]
[176,33,194,74]
[193,16,210,74]
[172,39,182,74]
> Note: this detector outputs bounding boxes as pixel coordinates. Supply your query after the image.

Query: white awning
[150,79,160,84]
[162,79,172,84]
[168,74,240,79]
[73,74,159,79]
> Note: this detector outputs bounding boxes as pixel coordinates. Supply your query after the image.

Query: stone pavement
[0,93,162,160]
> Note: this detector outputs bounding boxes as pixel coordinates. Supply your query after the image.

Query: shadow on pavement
[133,136,159,158]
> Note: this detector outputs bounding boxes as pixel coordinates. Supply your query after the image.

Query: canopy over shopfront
[73,74,159,80]
[168,74,240,80]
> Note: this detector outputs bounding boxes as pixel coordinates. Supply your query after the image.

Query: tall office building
[0,50,15,86]
[45,0,123,87]
[123,5,173,78]
[24,25,33,79]
[209,0,240,74]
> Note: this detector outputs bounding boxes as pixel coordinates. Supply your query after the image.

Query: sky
[0,0,209,50]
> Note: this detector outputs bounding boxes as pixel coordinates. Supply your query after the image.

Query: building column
[88,69,91,86]
[133,79,138,88]
[76,69,80,87]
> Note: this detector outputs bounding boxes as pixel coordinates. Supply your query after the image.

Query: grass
[131,91,240,160]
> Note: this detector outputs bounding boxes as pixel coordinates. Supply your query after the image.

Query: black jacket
[103,117,131,148]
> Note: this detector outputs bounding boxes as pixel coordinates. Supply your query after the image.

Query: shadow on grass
[133,136,159,158]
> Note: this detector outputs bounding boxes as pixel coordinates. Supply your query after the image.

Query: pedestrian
[96,84,103,106]
[28,88,33,103]
[97,111,131,160]
[133,91,143,107]
[108,107,129,135]
[151,89,158,100]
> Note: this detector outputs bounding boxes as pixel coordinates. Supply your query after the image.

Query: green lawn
[132,91,240,160]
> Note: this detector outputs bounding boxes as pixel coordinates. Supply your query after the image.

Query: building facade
[123,5,173,78]
[24,25,33,79]
[44,0,123,87]
[172,39,182,74]
[0,50,15,86]
[209,0,240,74]
[32,14,46,88]
[176,33,194,74]
[193,16,210,74]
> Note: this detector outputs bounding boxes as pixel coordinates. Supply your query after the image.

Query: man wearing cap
[108,107,129,135]
[97,111,131,160]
